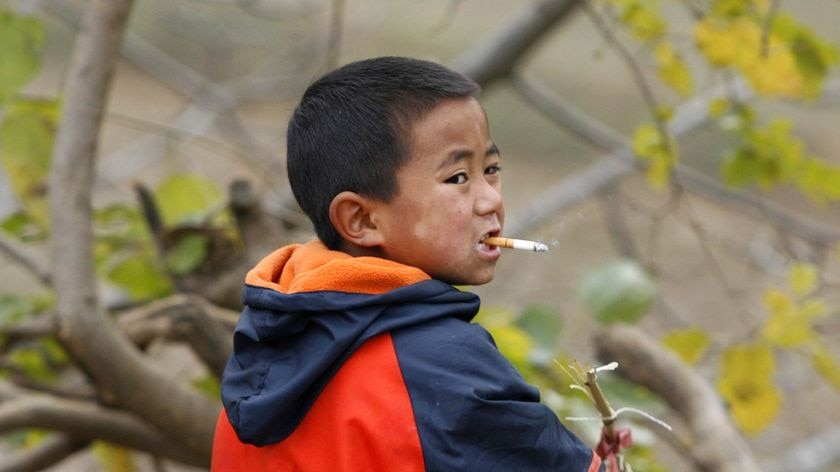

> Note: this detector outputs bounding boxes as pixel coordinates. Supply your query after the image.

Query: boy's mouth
[478,231,501,251]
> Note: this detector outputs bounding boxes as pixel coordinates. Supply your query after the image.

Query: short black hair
[287,56,480,249]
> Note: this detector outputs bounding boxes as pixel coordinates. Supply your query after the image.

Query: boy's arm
[392,319,603,472]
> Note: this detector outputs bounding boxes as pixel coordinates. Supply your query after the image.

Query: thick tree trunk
[47,0,216,465]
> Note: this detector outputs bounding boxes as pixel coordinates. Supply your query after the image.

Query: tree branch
[0,316,56,353]
[765,425,840,472]
[118,294,236,377]
[0,434,88,472]
[594,325,761,472]
[507,73,840,247]
[0,232,50,285]
[455,0,584,86]
[0,395,204,466]
[47,0,216,464]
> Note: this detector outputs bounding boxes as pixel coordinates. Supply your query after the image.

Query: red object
[596,428,633,472]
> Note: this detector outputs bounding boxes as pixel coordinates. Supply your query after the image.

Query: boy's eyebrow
[438,143,500,170]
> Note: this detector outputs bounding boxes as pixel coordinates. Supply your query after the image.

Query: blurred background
[1,0,839,470]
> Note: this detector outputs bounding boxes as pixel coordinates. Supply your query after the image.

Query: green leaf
[0,293,51,326]
[577,260,656,324]
[0,97,60,225]
[773,14,839,98]
[515,304,561,366]
[164,233,209,275]
[154,174,223,226]
[106,254,172,300]
[8,347,57,383]
[0,9,44,104]
[193,375,222,399]
[1,211,45,241]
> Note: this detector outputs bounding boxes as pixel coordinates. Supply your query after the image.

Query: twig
[0,232,51,285]
[760,0,783,58]
[581,0,676,165]
[117,293,236,377]
[505,72,840,248]
[455,0,584,86]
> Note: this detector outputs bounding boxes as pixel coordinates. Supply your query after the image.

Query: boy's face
[371,97,504,285]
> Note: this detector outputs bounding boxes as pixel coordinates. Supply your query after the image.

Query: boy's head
[287,56,505,285]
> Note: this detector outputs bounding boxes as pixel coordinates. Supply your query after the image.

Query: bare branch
[0,396,204,466]
[0,434,87,472]
[765,426,840,472]
[118,294,236,377]
[0,232,50,285]
[0,316,56,353]
[507,73,840,247]
[455,0,584,86]
[594,325,761,472]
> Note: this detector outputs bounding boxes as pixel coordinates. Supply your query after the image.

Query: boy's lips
[477,231,502,259]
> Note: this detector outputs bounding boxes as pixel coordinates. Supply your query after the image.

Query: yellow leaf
[694,18,740,66]
[654,42,693,96]
[695,17,806,97]
[632,123,677,189]
[621,2,666,42]
[811,342,840,393]
[92,442,136,472]
[486,324,534,375]
[718,343,780,435]
[661,328,710,365]
[707,98,730,118]
[763,289,793,315]
[761,289,818,348]
[788,263,818,296]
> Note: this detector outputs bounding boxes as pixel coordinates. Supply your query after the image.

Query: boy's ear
[328,191,384,248]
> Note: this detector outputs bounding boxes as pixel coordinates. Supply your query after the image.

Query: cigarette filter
[483,236,549,253]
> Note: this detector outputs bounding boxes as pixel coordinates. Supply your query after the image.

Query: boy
[212,57,602,471]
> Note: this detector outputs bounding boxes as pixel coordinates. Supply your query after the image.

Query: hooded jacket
[212,241,602,472]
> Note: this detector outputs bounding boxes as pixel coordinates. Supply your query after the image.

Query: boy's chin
[441,271,495,287]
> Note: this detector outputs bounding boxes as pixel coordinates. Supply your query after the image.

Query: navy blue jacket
[212,241,602,471]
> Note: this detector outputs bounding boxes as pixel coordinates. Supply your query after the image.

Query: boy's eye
[445,172,469,184]
[485,164,502,175]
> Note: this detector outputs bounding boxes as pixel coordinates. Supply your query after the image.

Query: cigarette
[483,236,549,253]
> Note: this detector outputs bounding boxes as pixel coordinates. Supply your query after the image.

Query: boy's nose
[474,179,503,217]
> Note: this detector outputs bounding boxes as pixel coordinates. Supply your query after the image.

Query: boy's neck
[337,241,386,259]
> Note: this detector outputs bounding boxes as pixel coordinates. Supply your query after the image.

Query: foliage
[661,328,710,365]
[656,260,839,436]
[0,9,44,104]
[92,442,137,472]
[599,0,840,196]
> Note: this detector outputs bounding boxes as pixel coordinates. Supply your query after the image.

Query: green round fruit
[577,260,656,324]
